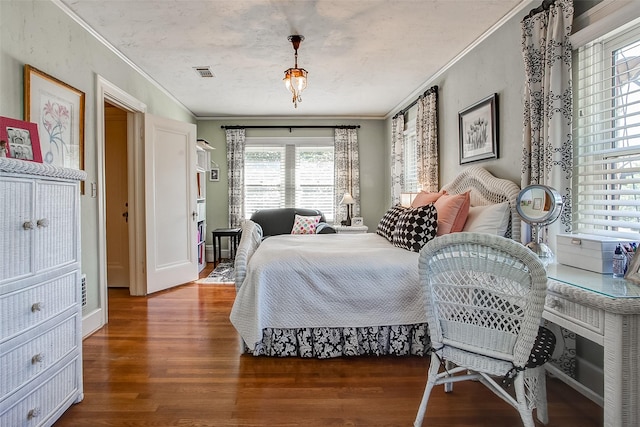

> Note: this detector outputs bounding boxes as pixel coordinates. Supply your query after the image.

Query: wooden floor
[55,264,603,427]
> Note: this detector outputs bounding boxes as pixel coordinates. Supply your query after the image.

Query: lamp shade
[340,193,355,205]
[284,68,308,93]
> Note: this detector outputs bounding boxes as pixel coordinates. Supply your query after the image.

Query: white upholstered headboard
[441,166,521,241]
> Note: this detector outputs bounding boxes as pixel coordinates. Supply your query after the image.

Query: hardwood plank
[55,265,602,426]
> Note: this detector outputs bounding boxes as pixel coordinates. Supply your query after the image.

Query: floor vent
[81,274,87,307]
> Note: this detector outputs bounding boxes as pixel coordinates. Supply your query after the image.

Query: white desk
[545,264,640,427]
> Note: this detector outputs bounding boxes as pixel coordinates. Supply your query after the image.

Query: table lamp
[340,193,355,226]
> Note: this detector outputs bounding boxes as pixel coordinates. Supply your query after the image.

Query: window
[574,24,640,239]
[244,137,334,221]
[403,120,419,192]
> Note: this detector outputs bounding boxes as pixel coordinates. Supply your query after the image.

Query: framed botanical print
[24,65,85,171]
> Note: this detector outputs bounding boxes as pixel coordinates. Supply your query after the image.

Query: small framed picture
[0,116,42,162]
[209,168,220,182]
[352,217,364,226]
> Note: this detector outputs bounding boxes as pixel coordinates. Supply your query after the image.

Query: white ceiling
[58,0,529,118]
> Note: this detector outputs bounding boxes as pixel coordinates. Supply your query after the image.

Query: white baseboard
[82,307,104,339]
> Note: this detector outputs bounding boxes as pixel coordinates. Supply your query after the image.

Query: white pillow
[462,202,510,236]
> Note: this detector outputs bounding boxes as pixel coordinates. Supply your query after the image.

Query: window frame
[243,136,335,221]
[574,23,640,239]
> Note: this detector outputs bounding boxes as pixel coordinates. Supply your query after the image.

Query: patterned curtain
[334,128,360,222]
[416,87,439,192]
[521,0,574,250]
[521,0,575,380]
[390,114,404,206]
[226,128,245,227]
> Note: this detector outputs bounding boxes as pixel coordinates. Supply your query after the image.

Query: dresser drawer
[545,292,605,335]
[0,272,78,340]
[0,314,79,399]
[0,357,81,426]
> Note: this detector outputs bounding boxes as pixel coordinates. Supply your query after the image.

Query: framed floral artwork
[459,93,498,164]
[24,65,85,172]
[0,116,43,162]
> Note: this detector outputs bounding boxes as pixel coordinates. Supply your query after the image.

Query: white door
[144,114,198,294]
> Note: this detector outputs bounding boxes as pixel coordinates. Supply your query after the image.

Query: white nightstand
[334,225,368,234]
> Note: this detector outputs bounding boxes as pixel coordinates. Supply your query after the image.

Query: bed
[230,166,521,358]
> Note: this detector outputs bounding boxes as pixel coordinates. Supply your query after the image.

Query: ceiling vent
[193,66,215,78]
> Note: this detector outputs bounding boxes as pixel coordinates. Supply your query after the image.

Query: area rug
[198,262,235,284]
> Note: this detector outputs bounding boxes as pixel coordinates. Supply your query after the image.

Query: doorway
[85,76,197,338]
[104,102,130,289]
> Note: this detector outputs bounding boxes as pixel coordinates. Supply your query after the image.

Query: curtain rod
[220,125,360,132]
[523,0,555,21]
[392,85,438,120]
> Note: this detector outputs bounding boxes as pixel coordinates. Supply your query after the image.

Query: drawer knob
[31,302,43,312]
[36,218,49,228]
[27,407,41,420]
[31,353,44,364]
[22,221,34,230]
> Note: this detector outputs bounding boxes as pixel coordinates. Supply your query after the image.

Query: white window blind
[244,138,334,222]
[575,24,640,239]
[244,146,285,213]
[403,121,419,192]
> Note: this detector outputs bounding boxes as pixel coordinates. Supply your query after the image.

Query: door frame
[85,75,147,337]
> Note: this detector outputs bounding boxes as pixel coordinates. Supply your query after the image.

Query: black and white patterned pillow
[392,204,438,252]
[377,205,407,242]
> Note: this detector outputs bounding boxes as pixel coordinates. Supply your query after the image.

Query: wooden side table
[212,228,242,264]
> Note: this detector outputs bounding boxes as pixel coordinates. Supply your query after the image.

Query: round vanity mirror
[516,184,563,258]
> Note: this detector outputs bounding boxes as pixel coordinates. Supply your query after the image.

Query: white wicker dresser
[0,158,85,426]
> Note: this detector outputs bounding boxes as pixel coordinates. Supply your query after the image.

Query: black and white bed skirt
[250,323,430,358]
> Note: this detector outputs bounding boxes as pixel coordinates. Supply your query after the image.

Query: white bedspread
[230,233,424,350]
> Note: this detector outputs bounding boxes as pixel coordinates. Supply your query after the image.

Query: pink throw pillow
[411,190,445,208]
[433,191,471,236]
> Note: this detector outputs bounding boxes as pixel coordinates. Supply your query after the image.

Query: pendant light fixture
[283,35,308,108]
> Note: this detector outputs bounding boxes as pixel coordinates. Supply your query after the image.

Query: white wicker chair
[414,232,554,427]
